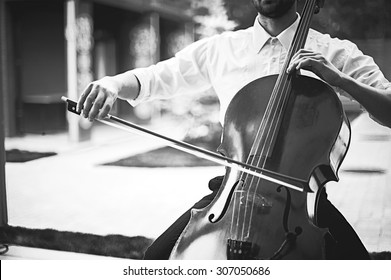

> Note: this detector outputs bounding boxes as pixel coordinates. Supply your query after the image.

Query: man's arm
[287,49,391,128]
[336,74,391,127]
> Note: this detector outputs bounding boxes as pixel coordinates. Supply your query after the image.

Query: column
[65,0,93,142]
[0,0,8,226]
[130,12,161,121]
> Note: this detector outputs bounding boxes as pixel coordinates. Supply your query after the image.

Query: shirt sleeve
[127,37,214,107]
[338,42,391,125]
[341,43,391,90]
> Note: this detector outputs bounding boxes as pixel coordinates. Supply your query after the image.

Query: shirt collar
[252,13,300,53]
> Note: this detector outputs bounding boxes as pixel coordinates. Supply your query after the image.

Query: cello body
[169,75,350,259]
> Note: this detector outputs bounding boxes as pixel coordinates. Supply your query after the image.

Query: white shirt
[130,15,391,123]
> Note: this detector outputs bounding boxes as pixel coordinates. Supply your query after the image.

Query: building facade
[0,0,195,140]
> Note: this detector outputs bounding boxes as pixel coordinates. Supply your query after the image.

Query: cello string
[231,72,283,238]
[233,62,288,239]
[230,52,291,238]
[233,29,303,239]
[244,0,315,232]
[259,0,314,163]
[260,0,316,166]
[234,0,315,240]
[235,74,293,239]
[245,0,313,178]
[240,0,316,240]
[253,0,314,175]
[244,0,315,238]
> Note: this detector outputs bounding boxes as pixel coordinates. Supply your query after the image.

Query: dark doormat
[5,149,57,163]
[0,225,389,260]
[0,225,152,259]
[370,251,391,260]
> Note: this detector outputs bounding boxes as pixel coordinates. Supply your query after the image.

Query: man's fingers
[77,83,94,113]
[288,53,323,73]
[289,49,320,68]
[97,101,112,120]
[295,58,313,70]
[291,49,316,60]
[88,91,107,121]
[81,86,99,118]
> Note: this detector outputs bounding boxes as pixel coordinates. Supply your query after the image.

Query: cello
[169,0,351,259]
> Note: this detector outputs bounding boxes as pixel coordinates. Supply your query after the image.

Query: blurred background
[0,0,390,259]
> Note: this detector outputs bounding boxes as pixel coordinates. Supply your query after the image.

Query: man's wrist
[116,72,141,101]
[335,72,354,92]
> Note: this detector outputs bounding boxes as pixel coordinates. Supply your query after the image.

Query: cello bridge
[227,239,253,260]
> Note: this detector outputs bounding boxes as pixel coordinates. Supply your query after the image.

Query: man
[77,0,391,259]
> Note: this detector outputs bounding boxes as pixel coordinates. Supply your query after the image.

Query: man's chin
[254,0,296,19]
[259,11,285,18]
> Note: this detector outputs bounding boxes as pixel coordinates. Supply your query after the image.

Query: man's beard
[252,0,296,18]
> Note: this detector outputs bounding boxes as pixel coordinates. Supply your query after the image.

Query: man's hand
[77,76,120,121]
[287,49,344,87]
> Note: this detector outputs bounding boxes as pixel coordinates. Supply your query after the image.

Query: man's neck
[258,6,298,37]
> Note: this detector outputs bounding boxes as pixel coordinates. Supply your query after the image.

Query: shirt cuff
[127,68,153,107]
